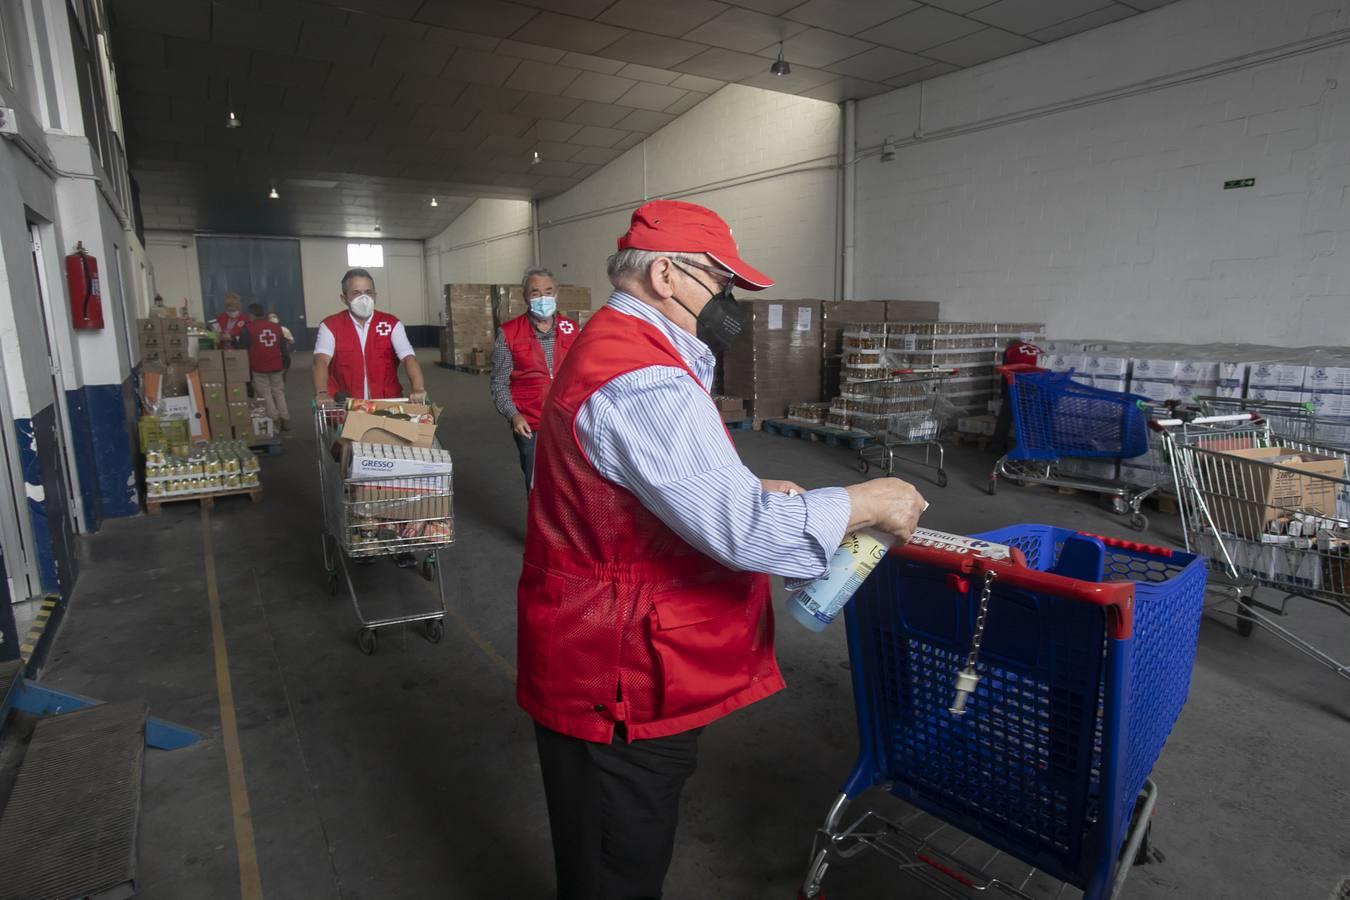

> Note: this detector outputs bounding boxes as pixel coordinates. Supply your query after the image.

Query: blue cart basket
[989,372,1159,532]
[800,526,1207,900]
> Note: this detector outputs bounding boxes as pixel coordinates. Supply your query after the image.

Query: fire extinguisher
[66,242,104,330]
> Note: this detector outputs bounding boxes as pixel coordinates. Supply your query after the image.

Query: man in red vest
[490,266,579,489]
[236,304,289,432]
[212,292,247,349]
[311,268,426,404]
[518,200,926,899]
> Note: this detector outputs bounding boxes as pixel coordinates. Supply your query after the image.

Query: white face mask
[226,309,240,318]
[349,294,375,319]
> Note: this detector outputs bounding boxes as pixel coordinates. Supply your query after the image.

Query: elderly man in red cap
[517,199,927,899]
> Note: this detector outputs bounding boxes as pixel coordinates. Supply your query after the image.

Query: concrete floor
[38,350,1350,900]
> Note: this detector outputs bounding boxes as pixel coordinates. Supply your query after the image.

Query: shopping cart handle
[1076,532,1173,558]
[892,539,1136,639]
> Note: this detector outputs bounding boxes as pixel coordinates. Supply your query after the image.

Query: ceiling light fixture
[531,150,542,166]
[226,83,241,128]
[268,185,279,199]
[374,224,382,232]
[227,107,240,129]
[430,197,438,207]
[771,42,791,77]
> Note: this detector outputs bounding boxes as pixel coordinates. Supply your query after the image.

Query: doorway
[196,236,309,349]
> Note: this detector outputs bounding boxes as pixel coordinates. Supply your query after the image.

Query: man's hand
[409,389,428,403]
[845,477,927,544]
[511,414,533,437]
[761,479,806,496]
[315,391,333,409]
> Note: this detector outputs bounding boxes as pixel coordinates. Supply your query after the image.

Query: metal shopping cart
[989,371,1158,532]
[1157,412,1350,680]
[855,368,955,488]
[800,526,1207,900]
[315,402,452,655]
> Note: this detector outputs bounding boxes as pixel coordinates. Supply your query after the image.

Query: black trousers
[533,722,703,900]
[514,431,537,490]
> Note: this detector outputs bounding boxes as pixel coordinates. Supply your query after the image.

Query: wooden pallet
[146,486,263,516]
[723,418,754,432]
[450,364,492,375]
[762,419,873,450]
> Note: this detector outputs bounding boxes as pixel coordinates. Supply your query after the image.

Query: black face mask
[672,263,750,354]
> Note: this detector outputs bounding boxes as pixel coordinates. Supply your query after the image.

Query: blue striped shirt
[574,291,851,581]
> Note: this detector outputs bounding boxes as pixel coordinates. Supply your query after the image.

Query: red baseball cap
[616,200,774,290]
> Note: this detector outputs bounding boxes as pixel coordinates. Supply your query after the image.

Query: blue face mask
[529,295,557,319]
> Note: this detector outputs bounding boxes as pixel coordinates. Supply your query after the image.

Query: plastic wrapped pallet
[444,284,495,367]
[721,299,822,420]
[821,301,887,398]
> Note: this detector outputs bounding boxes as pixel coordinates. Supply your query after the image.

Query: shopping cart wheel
[1236,601,1255,637]
[358,628,378,655]
[423,618,444,644]
[857,457,869,474]
[1128,512,1148,532]
[421,556,437,582]
[986,476,998,496]
[936,469,948,488]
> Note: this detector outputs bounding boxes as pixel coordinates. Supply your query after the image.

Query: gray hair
[606,249,705,287]
[522,265,555,290]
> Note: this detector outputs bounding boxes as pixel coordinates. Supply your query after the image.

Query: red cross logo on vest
[258,329,277,347]
[376,321,393,337]
[558,319,576,335]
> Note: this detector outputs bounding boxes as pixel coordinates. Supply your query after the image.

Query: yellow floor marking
[201,505,265,899]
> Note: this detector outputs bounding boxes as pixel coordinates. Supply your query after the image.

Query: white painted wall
[299,237,426,328]
[423,199,534,319]
[147,233,430,327]
[535,84,841,303]
[854,0,1350,347]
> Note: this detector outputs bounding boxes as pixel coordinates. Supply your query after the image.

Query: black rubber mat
[0,701,147,900]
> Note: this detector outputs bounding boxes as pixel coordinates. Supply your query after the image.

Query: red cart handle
[1077,531,1173,558]
[892,537,1136,639]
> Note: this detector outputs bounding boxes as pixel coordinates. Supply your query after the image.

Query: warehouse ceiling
[110,0,1178,239]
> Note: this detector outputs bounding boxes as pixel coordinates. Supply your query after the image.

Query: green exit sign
[1224,178,1256,189]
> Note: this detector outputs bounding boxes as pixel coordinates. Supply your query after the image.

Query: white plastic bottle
[787,528,897,632]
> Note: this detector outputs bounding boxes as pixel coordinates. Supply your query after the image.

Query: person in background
[312,268,426,405]
[268,311,296,380]
[490,266,579,489]
[992,336,1045,456]
[212,292,247,349]
[237,304,290,432]
[517,199,926,900]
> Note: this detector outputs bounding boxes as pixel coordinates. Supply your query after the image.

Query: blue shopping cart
[800,526,1207,900]
[989,371,1158,532]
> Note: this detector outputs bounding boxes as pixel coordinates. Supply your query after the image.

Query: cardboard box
[142,349,166,367]
[820,300,889,397]
[1248,363,1307,389]
[438,326,451,366]
[158,396,193,422]
[346,442,454,521]
[201,383,228,409]
[555,285,592,311]
[1084,356,1130,377]
[348,443,454,479]
[228,401,254,427]
[493,284,527,331]
[470,348,488,368]
[206,407,230,438]
[1131,358,1180,382]
[1199,446,1345,538]
[160,317,186,335]
[445,284,496,367]
[161,419,190,446]
[721,299,823,420]
[223,350,250,384]
[226,383,248,403]
[882,300,941,323]
[198,350,226,383]
[1307,366,1350,393]
[340,400,440,448]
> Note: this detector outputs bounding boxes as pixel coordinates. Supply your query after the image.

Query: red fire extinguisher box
[67,242,104,330]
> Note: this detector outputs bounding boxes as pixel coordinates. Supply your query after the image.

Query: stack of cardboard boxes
[722,299,824,421]
[137,317,190,369]
[441,283,594,367]
[199,349,259,441]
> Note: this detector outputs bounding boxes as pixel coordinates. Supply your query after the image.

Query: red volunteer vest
[215,312,246,345]
[244,319,284,373]
[322,310,404,399]
[503,314,579,428]
[517,306,783,744]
